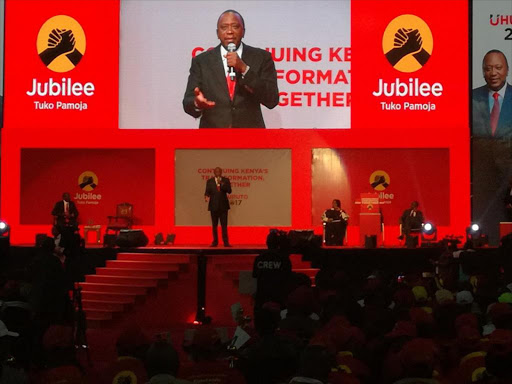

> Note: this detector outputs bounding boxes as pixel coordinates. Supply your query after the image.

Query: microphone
[227,43,236,81]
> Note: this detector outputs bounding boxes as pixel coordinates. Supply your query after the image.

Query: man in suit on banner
[183,9,279,128]
[472,49,512,139]
[204,167,232,247]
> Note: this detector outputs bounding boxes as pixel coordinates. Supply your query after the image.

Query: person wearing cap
[485,329,512,382]
[0,321,27,384]
[100,326,149,384]
[145,341,191,384]
[288,345,334,384]
[393,338,441,384]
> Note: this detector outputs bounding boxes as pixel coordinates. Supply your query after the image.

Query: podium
[359,193,382,246]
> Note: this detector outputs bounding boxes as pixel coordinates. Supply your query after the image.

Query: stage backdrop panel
[20,148,155,225]
[311,148,450,227]
[119,0,350,129]
[175,149,291,226]
[471,0,512,245]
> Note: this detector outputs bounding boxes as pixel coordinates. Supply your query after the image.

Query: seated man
[399,201,424,239]
[322,199,349,246]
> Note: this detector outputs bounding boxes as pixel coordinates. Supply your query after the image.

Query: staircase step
[81,291,137,302]
[85,275,158,287]
[96,268,169,279]
[106,260,180,271]
[79,282,147,295]
[117,253,190,263]
[84,310,113,321]
[82,300,125,312]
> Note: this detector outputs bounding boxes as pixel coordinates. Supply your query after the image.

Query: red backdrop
[20,148,155,225]
[311,148,450,226]
[0,0,470,245]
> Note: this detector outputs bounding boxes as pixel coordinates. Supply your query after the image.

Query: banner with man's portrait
[472,0,512,244]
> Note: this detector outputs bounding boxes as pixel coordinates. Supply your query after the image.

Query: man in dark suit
[183,9,279,128]
[204,167,232,247]
[399,201,424,238]
[51,192,79,229]
[472,49,512,139]
[51,192,79,250]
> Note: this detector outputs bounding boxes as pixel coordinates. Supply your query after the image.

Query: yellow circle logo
[37,15,86,73]
[78,171,98,192]
[369,170,390,191]
[382,14,433,73]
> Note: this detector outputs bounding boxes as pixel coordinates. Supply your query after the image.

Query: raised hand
[194,87,216,110]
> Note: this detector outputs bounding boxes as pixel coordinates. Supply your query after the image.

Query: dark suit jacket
[400,209,424,231]
[183,44,279,128]
[205,177,232,212]
[51,200,79,226]
[472,83,512,138]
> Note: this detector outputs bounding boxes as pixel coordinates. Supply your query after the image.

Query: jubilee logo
[370,170,390,191]
[27,15,94,111]
[37,15,86,73]
[75,171,101,204]
[382,14,433,73]
[373,14,442,111]
[369,170,395,201]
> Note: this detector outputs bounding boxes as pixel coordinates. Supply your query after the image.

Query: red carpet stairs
[79,253,190,325]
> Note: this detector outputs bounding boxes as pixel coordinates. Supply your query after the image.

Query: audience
[2,234,512,384]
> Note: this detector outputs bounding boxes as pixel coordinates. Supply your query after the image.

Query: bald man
[204,167,232,246]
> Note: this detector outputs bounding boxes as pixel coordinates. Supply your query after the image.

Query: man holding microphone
[204,167,232,247]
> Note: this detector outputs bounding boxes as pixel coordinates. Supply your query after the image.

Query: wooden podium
[359,193,382,246]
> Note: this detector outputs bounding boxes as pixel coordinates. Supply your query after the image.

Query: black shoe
[210,242,218,247]
[223,243,232,247]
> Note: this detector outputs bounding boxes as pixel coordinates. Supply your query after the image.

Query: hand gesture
[225,52,248,73]
[194,87,216,110]
[396,28,422,55]
[48,29,76,56]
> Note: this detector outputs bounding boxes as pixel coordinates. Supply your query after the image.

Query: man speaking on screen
[183,10,279,128]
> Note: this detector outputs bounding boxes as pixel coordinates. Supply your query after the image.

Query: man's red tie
[226,74,236,100]
[490,92,500,136]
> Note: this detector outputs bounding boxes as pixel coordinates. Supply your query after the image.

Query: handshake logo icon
[382,14,433,73]
[37,15,86,73]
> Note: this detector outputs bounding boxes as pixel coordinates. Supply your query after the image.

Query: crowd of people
[0,232,512,383]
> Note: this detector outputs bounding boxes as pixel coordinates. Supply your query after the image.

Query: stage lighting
[421,222,437,245]
[422,222,435,235]
[466,223,481,238]
[466,223,488,247]
[0,221,10,236]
